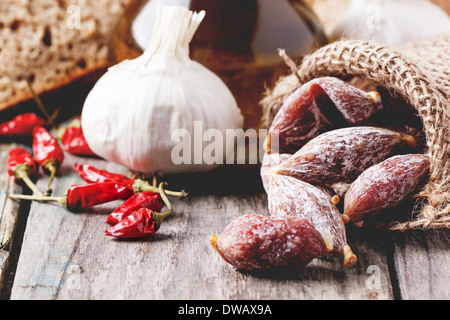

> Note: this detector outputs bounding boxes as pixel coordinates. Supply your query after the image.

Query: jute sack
[260,33,450,230]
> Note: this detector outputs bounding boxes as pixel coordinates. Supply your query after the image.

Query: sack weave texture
[260,34,450,230]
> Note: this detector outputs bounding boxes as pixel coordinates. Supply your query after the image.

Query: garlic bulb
[81,5,244,175]
[330,0,450,48]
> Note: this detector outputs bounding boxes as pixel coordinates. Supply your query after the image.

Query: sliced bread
[0,0,134,112]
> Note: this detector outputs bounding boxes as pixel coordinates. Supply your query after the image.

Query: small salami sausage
[264,77,383,154]
[260,153,291,192]
[266,173,356,266]
[210,214,329,271]
[273,126,417,185]
[344,154,430,223]
[313,77,383,125]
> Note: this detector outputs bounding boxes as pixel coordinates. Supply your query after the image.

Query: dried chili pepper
[32,126,65,195]
[73,163,188,198]
[74,163,134,184]
[8,181,134,212]
[105,183,173,239]
[61,118,96,157]
[7,147,43,196]
[0,82,60,139]
[105,191,163,226]
[105,208,160,238]
[0,113,46,138]
[62,127,95,156]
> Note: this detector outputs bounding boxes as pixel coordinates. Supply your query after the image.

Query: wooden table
[1,136,450,301]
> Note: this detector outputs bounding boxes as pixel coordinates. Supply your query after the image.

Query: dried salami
[210,214,329,271]
[344,154,430,223]
[274,126,417,185]
[266,175,343,246]
[264,77,383,154]
[260,153,291,192]
[266,173,356,266]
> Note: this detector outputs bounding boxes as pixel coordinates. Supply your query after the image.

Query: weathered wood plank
[8,154,121,299]
[392,229,450,299]
[10,149,396,300]
[1,143,19,248]
[0,143,29,298]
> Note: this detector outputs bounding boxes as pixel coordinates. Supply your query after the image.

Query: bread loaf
[0,0,133,111]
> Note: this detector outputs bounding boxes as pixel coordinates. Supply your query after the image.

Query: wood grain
[1,143,19,248]
[2,120,448,300]
[392,229,450,299]
[9,149,395,300]
[0,142,29,298]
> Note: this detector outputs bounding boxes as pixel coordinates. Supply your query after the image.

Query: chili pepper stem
[26,80,59,128]
[153,182,174,230]
[44,163,58,196]
[48,107,61,126]
[133,179,188,199]
[14,167,44,197]
[7,193,65,206]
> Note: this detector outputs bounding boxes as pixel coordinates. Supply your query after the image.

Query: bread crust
[0,0,134,111]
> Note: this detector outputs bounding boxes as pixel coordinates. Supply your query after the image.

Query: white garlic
[81,5,244,175]
[330,0,450,48]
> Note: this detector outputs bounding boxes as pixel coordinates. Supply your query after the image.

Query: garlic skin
[81,5,243,174]
[330,0,450,48]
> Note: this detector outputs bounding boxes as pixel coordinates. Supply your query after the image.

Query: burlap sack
[260,33,450,230]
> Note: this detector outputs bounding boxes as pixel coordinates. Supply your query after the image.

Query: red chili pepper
[73,163,188,198]
[105,183,173,239]
[63,182,135,211]
[61,119,96,157]
[7,148,37,177]
[105,208,160,239]
[8,182,134,212]
[0,113,46,138]
[74,163,134,184]
[32,126,65,195]
[105,192,163,226]
[7,147,43,196]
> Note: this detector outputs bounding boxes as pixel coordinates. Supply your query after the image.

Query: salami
[264,77,383,154]
[266,173,356,266]
[267,175,343,247]
[210,214,329,271]
[274,127,417,185]
[260,153,291,192]
[344,154,430,223]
